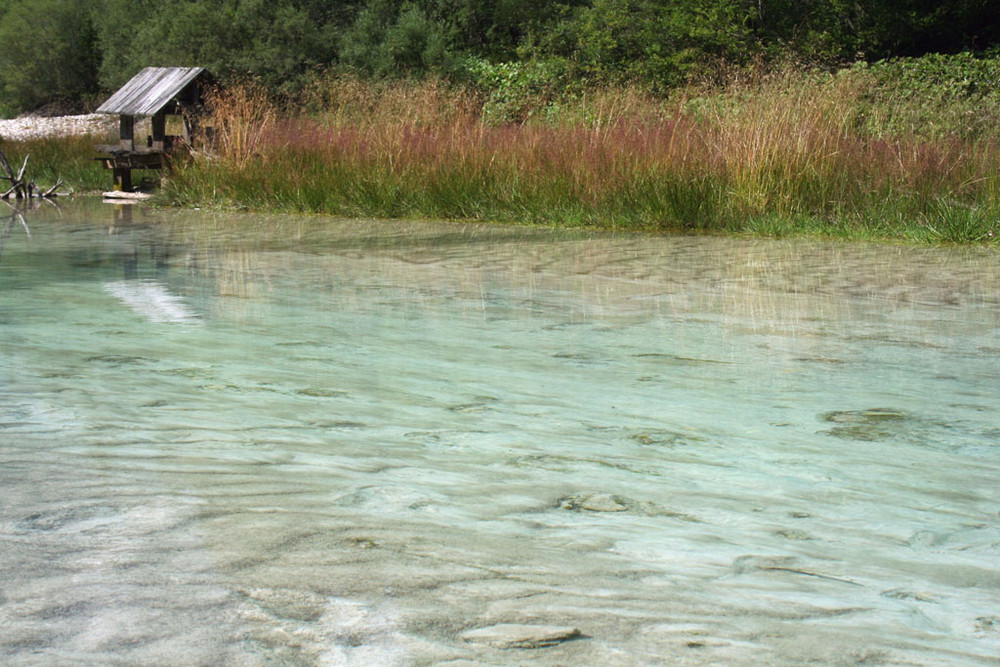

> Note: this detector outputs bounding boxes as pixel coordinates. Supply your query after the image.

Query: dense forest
[0,0,997,115]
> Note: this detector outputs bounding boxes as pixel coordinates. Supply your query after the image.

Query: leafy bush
[564,0,758,91]
[465,58,572,124]
[850,52,1000,140]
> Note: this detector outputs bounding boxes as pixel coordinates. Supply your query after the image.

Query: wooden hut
[95,67,211,192]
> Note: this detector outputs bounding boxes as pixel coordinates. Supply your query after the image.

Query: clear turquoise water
[1,200,998,665]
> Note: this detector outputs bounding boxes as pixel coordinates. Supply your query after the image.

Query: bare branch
[42,178,64,197]
[16,155,29,183]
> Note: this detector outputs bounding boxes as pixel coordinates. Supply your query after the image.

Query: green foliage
[93,0,345,96]
[337,0,579,78]
[0,0,100,111]
[563,0,759,91]
[752,0,999,64]
[849,52,1000,140]
[0,101,17,120]
[465,58,572,123]
[2,0,999,114]
[339,0,475,79]
[0,0,998,124]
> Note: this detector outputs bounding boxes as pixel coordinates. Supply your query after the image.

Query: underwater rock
[974,616,1000,633]
[792,356,846,364]
[16,505,116,532]
[237,586,330,623]
[560,493,629,512]
[309,420,367,429]
[733,555,800,575]
[819,407,910,440]
[85,354,150,365]
[629,429,704,447]
[823,408,907,424]
[461,624,582,649]
[333,486,434,511]
[632,353,730,365]
[881,589,937,603]
[447,396,499,413]
[295,387,347,398]
[774,528,814,541]
[558,493,701,521]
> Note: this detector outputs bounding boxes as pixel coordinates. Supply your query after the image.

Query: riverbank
[0,116,115,194]
[3,61,998,245]
[159,69,998,245]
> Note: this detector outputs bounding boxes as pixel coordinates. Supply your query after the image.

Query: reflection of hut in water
[95,67,212,193]
[97,208,202,323]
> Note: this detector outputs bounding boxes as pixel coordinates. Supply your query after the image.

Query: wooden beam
[98,153,166,170]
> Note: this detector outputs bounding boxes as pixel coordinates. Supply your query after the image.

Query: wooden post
[151,112,166,151]
[113,166,132,192]
[119,115,135,151]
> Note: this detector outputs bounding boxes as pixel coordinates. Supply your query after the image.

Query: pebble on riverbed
[460,624,582,649]
[558,492,703,521]
[559,493,629,512]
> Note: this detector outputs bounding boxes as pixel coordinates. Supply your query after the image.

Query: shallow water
[1,199,998,665]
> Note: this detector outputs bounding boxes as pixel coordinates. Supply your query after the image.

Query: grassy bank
[5,56,998,245]
[159,61,999,244]
[0,134,111,195]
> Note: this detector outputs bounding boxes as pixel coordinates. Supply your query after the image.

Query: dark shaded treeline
[0,0,997,114]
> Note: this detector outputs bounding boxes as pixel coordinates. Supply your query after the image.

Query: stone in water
[461,624,583,649]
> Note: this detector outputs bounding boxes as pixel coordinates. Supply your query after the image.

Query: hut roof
[97,67,207,117]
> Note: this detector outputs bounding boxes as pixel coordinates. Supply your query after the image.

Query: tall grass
[0,134,112,194]
[162,69,999,244]
[203,82,278,169]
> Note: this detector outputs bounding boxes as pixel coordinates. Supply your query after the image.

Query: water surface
[1,200,998,665]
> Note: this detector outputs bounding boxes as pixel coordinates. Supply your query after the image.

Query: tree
[339,0,460,77]
[752,0,1000,64]
[0,0,101,112]
[564,0,759,90]
[95,0,346,98]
